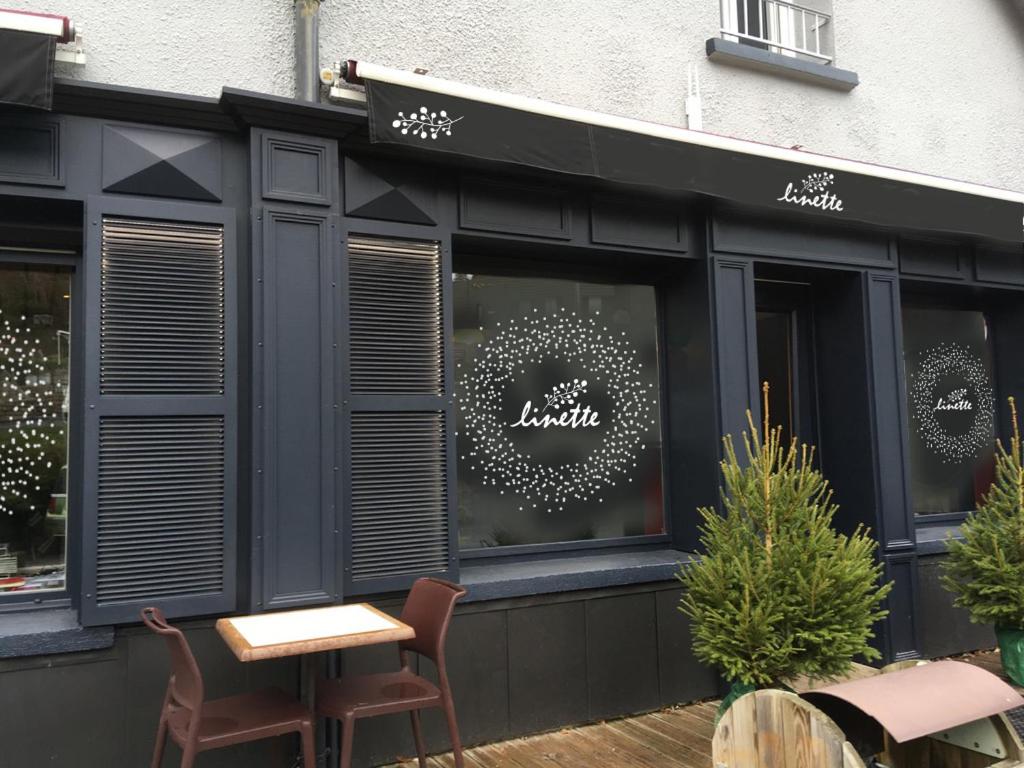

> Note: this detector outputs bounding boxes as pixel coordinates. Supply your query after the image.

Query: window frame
[0,251,82,612]
[452,253,674,562]
[900,289,1001,523]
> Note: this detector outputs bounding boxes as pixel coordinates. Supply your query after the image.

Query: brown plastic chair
[141,606,316,768]
[315,578,468,768]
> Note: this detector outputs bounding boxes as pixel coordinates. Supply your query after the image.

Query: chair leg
[300,721,316,768]
[179,743,197,768]
[441,695,465,768]
[409,709,427,768]
[150,716,168,768]
[339,714,355,768]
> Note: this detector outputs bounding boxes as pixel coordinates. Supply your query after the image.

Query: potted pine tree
[678,384,892,716]
[942,397,1024,687]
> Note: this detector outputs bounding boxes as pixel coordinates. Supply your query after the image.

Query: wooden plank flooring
[383,701,718,768]
[384,651,1013,768]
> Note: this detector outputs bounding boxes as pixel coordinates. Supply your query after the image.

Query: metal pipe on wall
[294,0,321,102]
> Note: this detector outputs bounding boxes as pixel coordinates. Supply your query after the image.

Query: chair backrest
[398,578,466,665]
[141,606,205,714]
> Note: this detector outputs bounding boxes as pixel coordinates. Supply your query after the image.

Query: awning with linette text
[351,61,1024,245]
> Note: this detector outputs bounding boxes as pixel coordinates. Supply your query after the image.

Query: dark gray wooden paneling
[865,272,914,551]
[883,552,921,661]
[712,257,759,446]
[416,610,511,752]
[655,588,719,706]
[459,177,571,239]
[711,208,892,266]
[590,195,688,253]
[0,117,63,187]
[586,592,660,720]
[663,257,719,552]
[917,555,995,658]
[256,208,338,608]
[898,238,965,280]
[975,245,1024,286]
[101,124,222,202]
[508,601,588,733]
[813,273,877,539]
[344,155,438,225]
[0,653,125,766]
[261,132,336,206]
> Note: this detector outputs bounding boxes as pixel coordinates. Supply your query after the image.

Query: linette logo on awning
[777,171,844,213]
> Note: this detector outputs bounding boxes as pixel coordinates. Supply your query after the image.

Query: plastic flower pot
[996,626,1024,687]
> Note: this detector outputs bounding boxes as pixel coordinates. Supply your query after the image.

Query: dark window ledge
[916,523,965,556]
[460,548,696,603]
[705,38,859,91]
[0,608,113,659]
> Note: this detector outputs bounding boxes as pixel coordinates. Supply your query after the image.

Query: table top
[216,603,415,662]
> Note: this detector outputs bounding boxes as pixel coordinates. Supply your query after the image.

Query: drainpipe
[294,0,321,101]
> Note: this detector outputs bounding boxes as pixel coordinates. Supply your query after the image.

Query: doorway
[754,277,820,451]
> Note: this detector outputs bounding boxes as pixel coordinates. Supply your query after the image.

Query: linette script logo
[778,171,844,212]
[510,379,601,429]
[934,387,972,412]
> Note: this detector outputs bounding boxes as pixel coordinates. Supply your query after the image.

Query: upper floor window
[721,0,834,64]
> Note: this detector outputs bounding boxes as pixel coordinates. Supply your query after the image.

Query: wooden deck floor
[387,699,719,768]
[384,649,1017,768]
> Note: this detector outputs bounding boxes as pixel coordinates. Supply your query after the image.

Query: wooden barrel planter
[712,661,1024,768]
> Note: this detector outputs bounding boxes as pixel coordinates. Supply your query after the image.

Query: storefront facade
[1,67,1022,764]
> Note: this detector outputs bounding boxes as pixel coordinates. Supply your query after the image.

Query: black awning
[0,29,56,111]
[360,72,1023,245]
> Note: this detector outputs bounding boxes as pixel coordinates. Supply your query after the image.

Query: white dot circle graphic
[457,311,657,512]
[909,342,994,463]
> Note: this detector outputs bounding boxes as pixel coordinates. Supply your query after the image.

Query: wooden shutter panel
[344,233,455,594]
[348,236,443,395]
[100,218,225,395]
[82,199,236,626]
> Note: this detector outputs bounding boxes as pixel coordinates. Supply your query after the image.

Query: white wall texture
[7,0,1024,191]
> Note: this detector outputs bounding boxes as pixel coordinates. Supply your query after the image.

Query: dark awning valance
[352,62,1024,245]
[0,29,56,110]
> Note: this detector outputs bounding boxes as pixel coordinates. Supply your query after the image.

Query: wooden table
[216,603,416,713]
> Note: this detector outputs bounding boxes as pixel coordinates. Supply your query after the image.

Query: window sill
[916,523,965,556]
[0,608,113,659]
[705,37,859,91]
[459,548,695,603]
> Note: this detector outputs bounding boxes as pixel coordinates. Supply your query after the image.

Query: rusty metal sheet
[802,660,1024,743]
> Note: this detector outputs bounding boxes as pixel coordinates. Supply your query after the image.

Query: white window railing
[720,0,833,64]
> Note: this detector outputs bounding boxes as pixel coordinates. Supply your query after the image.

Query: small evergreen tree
[678,384,891,689]
[941,397,1024,630]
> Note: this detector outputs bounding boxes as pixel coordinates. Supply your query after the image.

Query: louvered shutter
[82,197,236,626]
[344,233,455,594]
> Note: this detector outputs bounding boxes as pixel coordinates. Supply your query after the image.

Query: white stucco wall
[7,0,1024,191]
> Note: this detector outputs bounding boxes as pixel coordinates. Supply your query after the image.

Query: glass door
[754,279,820,450]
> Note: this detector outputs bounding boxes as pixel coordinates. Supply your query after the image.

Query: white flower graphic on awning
[392,107,463,139]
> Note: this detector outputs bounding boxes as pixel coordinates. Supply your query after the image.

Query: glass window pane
[454,273,664,549]
[0,265,71,593]
[902,307,996,516]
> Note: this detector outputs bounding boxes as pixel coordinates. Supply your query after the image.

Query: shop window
[902,307,996,516]
[0,264,72,595]
[454,272,665,551]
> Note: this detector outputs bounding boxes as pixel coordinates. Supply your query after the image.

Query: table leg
[301,651,318,712]
[299,652,326,768]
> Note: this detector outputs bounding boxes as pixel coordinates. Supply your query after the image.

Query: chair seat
[317,670,442,718]
[168,687,312,750]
